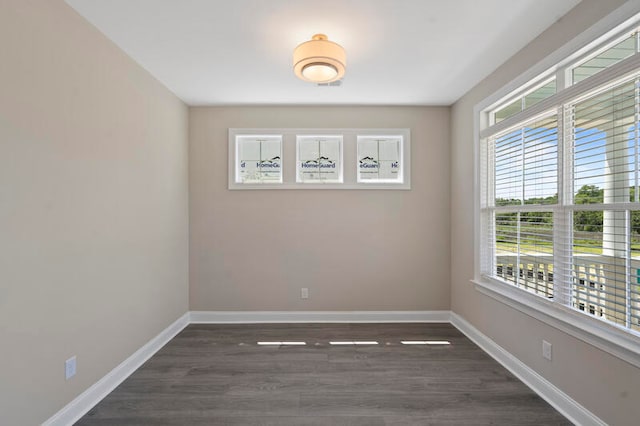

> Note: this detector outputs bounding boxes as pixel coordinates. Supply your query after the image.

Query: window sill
[471,276,640,368]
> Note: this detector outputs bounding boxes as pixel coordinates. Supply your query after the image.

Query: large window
[479,18,640,343]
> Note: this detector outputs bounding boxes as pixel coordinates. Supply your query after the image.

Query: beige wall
[450,0,640,424]
[189,106,450,311]
[6,0,638,424]
[0,1,189,424]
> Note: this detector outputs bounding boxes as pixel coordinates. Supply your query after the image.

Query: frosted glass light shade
[302,63,338,81]
[293,34,346,83]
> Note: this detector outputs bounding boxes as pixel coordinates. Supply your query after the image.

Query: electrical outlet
[542,340,552,361]
[65,356,76,380]
[301,287,309,299]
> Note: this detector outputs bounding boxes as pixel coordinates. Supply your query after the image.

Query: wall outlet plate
[542,340,552,361]
[65,356,76,380]
[301,288,309,299]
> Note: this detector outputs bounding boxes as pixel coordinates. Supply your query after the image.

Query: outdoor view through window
[482,30,640,335]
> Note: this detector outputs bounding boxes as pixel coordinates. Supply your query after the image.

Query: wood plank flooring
[76,323,571,425]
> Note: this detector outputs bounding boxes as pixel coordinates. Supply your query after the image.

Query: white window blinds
[483,67,640,334]
[490,114,558,298]
[564,75,640,331]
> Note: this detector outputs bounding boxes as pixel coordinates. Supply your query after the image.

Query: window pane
[494,130,523,205]
[494,99,522,123]
[357,136,403,183]
[236,135,283,184]
[573,36,636,84]
[524,80,556,108]
[493,79,556,124]
[494,212,554,298]
[572,79,637,203]
[495,212,519,285]
[573,210,628,326]
[297,135,343,183]
[493,115,558,206]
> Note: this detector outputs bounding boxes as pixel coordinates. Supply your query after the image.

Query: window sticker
[236,135,282,184]
[357,136,402,183]
[296,135,343,183]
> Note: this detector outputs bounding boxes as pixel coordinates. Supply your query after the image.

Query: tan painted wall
[450,0,640,424]
[189,106,450,311]
[0,1,189,424]
[8,0,636,424]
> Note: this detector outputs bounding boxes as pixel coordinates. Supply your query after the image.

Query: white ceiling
[65,0,581,106]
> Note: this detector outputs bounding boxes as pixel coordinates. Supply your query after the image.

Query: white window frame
[229,128,410,190]
[474,4,640,368]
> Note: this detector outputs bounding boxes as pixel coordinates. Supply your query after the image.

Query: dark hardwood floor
[76,323,571,425]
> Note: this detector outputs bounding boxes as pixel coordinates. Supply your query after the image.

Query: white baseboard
[450,312,605,426]
[45,310,601,426]
[189,310,452,323]
[43,312,190,426]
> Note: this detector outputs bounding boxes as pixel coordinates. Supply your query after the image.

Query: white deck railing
[495,253,640,329]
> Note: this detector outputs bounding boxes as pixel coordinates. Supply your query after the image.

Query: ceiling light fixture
[293,34,346,83]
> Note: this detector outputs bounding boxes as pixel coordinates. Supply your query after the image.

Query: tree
[574,184,603,204]
[573,185,603,232]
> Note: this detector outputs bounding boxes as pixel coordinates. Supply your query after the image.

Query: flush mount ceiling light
[293,34,346,83]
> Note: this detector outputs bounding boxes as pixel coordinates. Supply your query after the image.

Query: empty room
[2,0,640,425]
